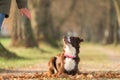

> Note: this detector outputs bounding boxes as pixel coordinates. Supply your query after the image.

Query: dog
[47,36,83,77]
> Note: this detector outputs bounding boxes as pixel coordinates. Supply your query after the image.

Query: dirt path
[0,62,48,74]
[96,47,120,62]
[78,45,120,72]
[90,46,120,71]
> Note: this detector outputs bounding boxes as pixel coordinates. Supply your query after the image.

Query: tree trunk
[113,0,120,44]
[29,0,59,47]
[11,0,38,48]
[11,6,19,46]
[21,15,38,47]
[103,0,114,44]
[113,0,120,27]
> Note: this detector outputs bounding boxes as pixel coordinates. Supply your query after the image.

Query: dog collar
[64,54,76,58]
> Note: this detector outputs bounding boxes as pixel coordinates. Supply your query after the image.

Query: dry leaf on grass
[0,71,120,79]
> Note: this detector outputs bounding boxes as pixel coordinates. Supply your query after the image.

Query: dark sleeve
[16,0,27,9]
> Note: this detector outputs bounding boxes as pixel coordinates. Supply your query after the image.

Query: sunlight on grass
[0,38,60,69]
[79,43,120,71]
[80,43,108,62]
[0,38,120,70]
[0,38,11,46]
[104,44,120,55]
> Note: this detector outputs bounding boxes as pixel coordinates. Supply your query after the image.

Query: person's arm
[16,0,31,19]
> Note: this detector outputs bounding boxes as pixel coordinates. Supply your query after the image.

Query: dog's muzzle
[64,36,71,44]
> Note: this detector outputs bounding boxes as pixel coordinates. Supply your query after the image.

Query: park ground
[0,38,120,79]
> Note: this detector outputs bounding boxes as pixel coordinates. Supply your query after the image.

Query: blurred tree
[39,0,58,45]
[11,0,38,47]
[113,0,120,44]
[21,15,38,47]
[28,0,42,41]
[103,0,113,44]
[28,0,120,45]
[11,3,21,46]
[113,0,120,28]
[29,0,60,47]
[104,0,120,44]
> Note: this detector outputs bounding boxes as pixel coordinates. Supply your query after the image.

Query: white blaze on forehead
[67,36,71,43]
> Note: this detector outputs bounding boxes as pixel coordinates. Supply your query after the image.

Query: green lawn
[0,38,120,71]
[0,38,60,69]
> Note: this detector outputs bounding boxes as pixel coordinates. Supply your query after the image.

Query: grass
[79,43,108,71]
[80,43,108,61]
[0,38,60,69]
[104,44,120,55]
[0,38,120,71]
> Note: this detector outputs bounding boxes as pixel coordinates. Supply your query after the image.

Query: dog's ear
[78,37,84,43]
[80,38,84,42]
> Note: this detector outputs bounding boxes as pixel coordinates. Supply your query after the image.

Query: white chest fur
[64,58,76,71]
[64,44,76,57]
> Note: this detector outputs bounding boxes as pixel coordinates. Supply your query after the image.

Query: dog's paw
[43,72,52,77]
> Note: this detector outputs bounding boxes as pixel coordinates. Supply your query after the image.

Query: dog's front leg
[58,59,69,77]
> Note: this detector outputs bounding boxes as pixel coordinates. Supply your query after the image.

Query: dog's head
[63,36,83,57]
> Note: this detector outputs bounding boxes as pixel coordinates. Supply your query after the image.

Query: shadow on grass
[39,48,53,54]
[0,51,25,60]
[0,49,28,60]
[0,42,27,60]
[0,47,27,60]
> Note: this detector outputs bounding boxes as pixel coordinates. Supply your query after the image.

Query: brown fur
[47,36,83,77]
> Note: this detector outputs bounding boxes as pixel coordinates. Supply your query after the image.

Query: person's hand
[20,8,31,19]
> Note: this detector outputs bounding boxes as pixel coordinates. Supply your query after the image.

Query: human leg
[0,13,5,30]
